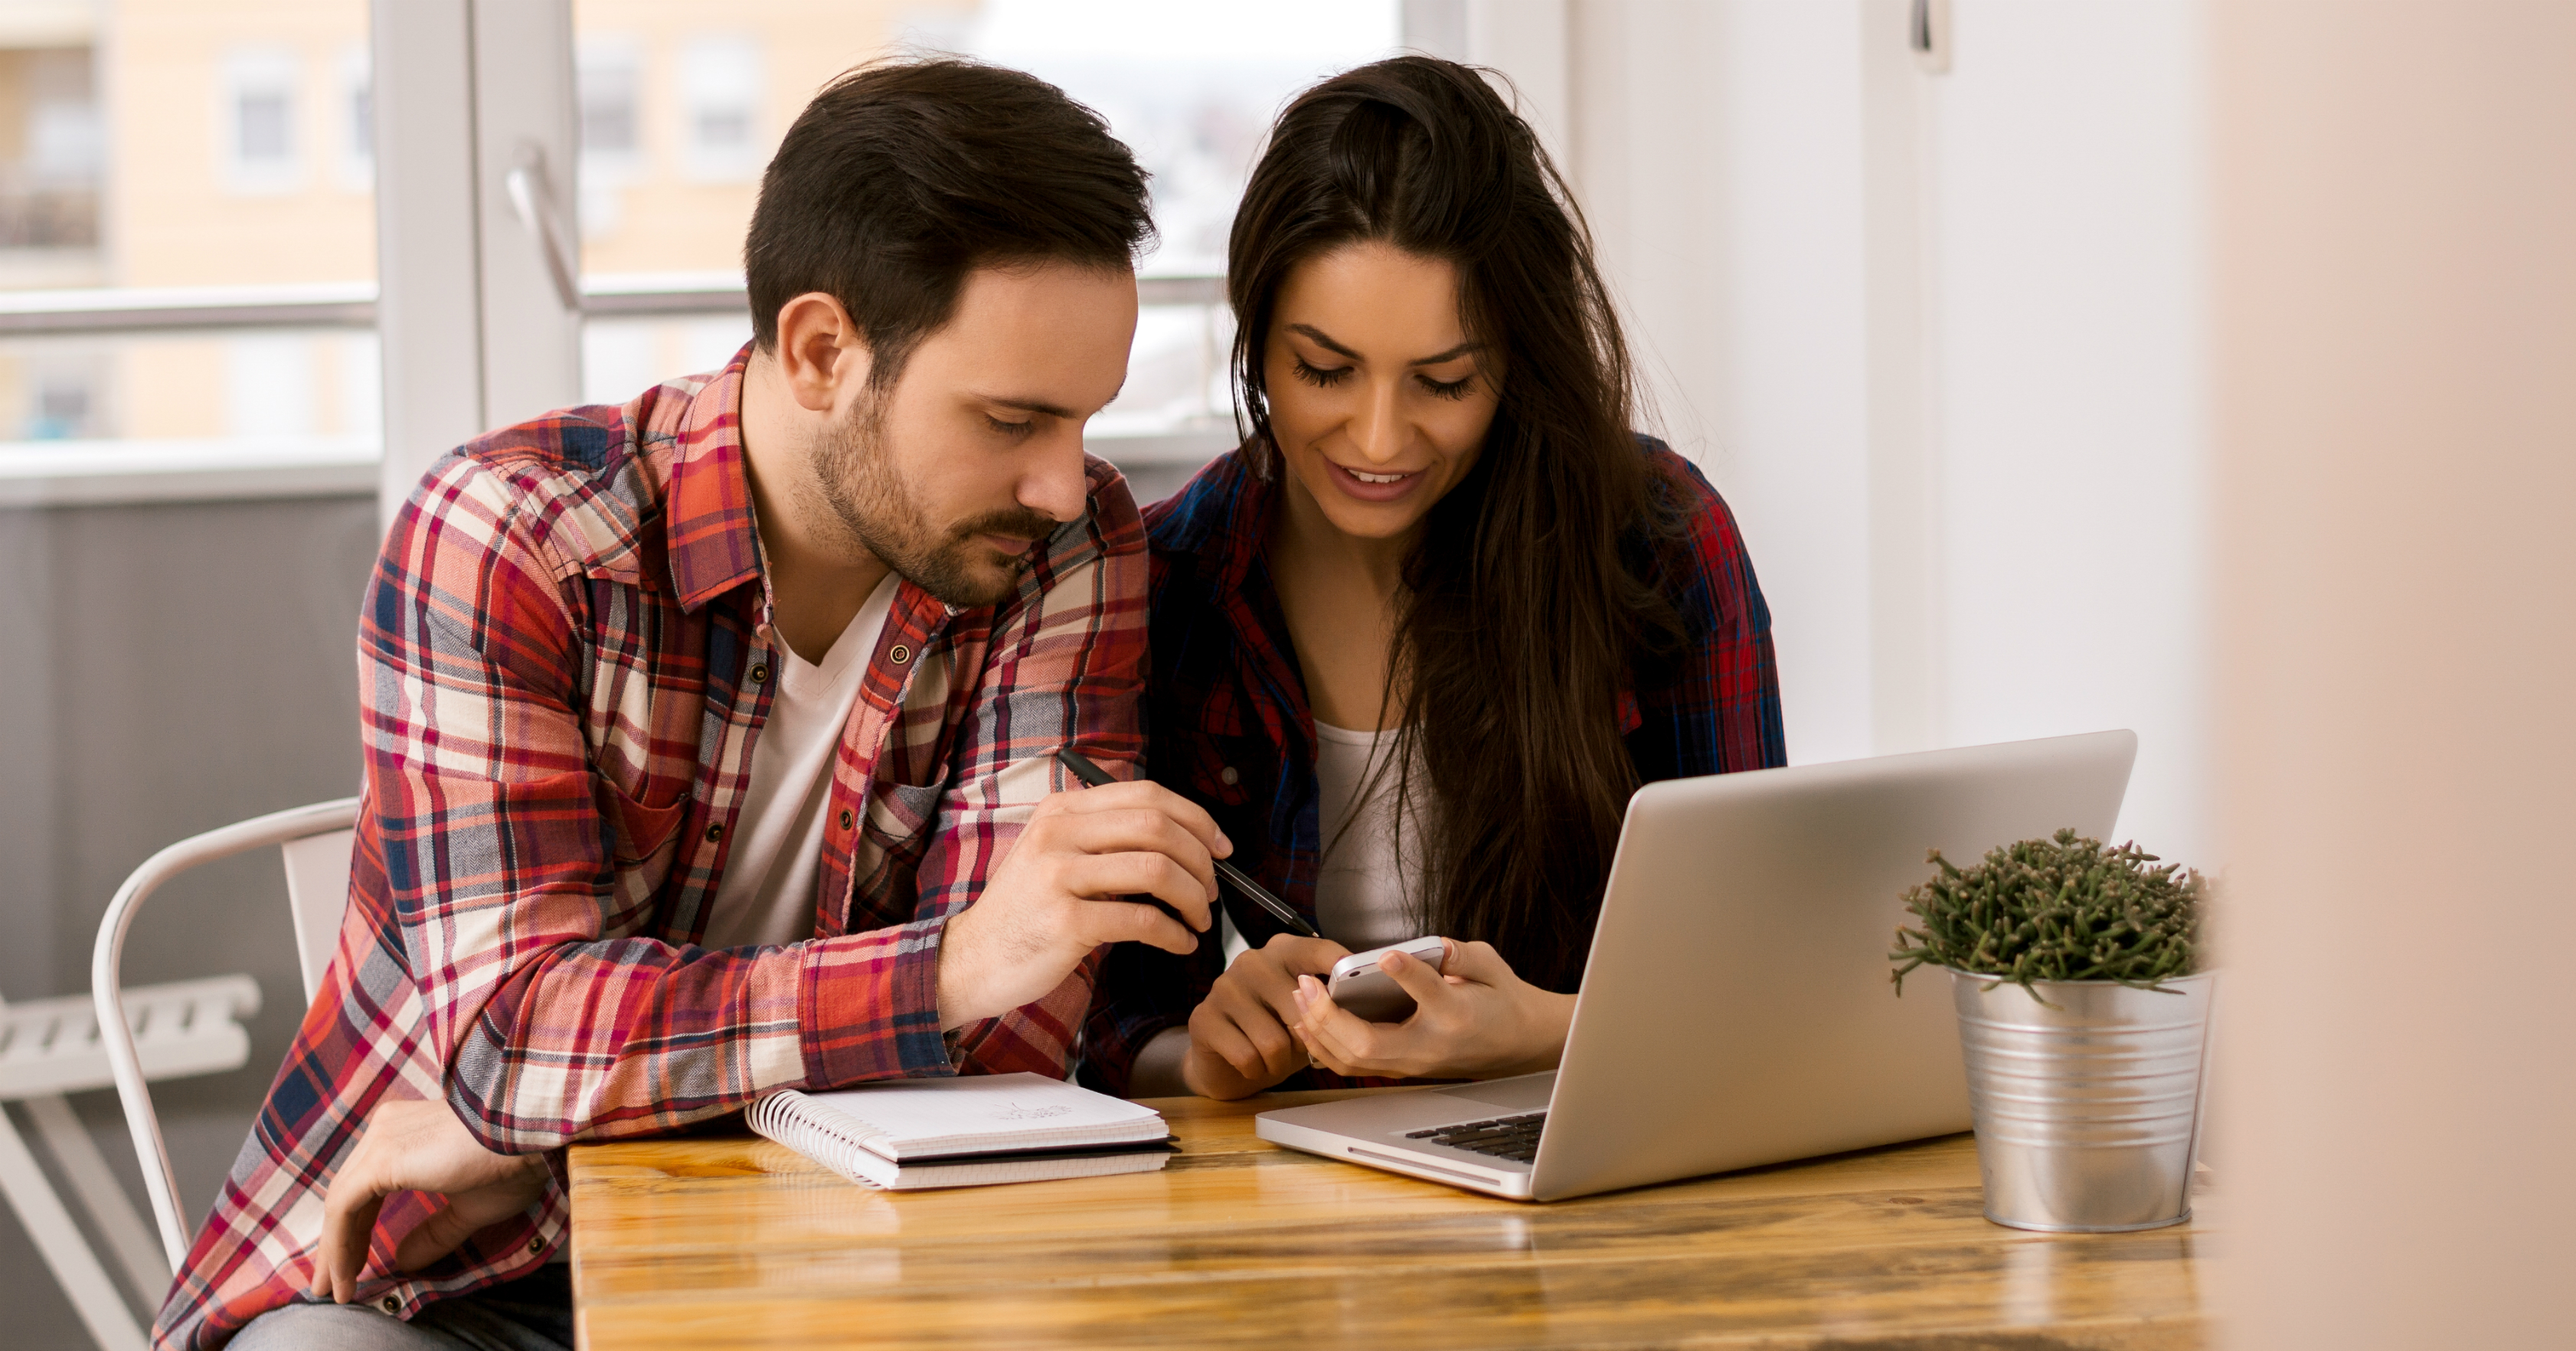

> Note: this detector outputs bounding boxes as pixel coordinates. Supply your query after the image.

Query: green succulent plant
[1890,827,2204,1001]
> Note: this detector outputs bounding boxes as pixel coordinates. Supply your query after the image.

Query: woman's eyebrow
[1286,323,1483,367]
[1407,341,1483,366]
[1286,323,1362,359]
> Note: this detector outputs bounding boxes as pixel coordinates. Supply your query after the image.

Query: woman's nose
[1349,381,1405,465]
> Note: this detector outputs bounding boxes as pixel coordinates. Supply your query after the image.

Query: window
[2,2,374,492]
[578,38,642,160]
[568,0,1399,499]
[0,45,101,273]
[222,47,302,194]
[960,0,1400,498]
[576,35,642,237]
[339,44,371,188]
[679,36,763,182]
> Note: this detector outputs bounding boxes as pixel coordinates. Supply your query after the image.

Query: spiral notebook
[746,1072,1175,1191]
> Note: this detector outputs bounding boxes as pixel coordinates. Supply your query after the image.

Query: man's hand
[1182,934,1352,1099]
[937,779,1231,1029]
[307,1097,551,1304]
[1292,940,1577,1081]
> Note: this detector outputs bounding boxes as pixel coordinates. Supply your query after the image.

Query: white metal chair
[0,983,231,1351]
[5,798,361,1350]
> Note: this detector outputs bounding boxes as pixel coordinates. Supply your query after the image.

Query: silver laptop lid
[1526,730,2136,1200]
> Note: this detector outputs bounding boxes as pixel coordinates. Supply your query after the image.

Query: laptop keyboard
[1406,1111,1546,1163]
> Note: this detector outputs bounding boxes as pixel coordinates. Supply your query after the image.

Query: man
[162,61,1228,1349]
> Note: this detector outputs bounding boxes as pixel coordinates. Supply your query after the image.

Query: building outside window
[0,0,1399,499]
[1,1,374,473]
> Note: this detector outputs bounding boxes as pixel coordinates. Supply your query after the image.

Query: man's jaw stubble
[810,403,1064,610]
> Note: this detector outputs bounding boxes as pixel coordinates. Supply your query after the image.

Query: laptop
[1254,729,2138,1201]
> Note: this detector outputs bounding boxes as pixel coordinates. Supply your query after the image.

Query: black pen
[1053,747,1322,940]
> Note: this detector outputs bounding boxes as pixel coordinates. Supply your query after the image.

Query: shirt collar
[1156,445,1274,602]
[662,345,764,613]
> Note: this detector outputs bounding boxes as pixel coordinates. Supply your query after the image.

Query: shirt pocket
[861,780,945,851]
[598,777,688,867]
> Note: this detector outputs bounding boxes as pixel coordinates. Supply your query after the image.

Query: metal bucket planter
[1949,969,2215,1232]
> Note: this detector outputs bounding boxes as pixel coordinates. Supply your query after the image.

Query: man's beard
[809,396,1064,610]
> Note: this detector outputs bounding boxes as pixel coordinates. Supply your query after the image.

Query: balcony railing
[0,273,1227,336]
[0,275,1236,505]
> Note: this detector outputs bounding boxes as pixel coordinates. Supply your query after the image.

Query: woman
[1082,56,1784,1099]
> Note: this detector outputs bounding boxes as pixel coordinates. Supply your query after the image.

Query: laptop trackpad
[1432,1074,1555,1111]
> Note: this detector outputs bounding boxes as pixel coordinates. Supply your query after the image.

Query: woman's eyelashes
[1290,356,1352,388]
[1417,372,1476,401]
[1288,355,1478,401]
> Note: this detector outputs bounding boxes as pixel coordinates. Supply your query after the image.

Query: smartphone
[1325,937,1450,1024]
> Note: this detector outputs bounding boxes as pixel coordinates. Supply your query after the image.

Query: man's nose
[1019,430,1090,523]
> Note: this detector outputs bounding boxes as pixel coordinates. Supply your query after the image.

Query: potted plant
[1890,828,2212,1232]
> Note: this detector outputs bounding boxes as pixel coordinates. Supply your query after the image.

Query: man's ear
[771,292,874,414]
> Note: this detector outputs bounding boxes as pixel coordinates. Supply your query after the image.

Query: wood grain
[568,1089,2205,1349]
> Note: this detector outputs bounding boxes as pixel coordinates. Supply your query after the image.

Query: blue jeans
[229,1267,572,1351]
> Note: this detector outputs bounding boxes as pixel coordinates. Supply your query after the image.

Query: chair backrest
[91,797,362,1269]
[280,829,357,1006]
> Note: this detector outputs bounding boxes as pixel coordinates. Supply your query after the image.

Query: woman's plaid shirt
[1080,440,1785,1095]
[155,348,1148,1348]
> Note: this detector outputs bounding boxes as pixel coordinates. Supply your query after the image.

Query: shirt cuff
[797,914,958,1086]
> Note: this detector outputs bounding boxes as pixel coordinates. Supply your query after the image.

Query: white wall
[1572,1,1878,771]
[1923,0,2208,867]
[1486,0,2212,865]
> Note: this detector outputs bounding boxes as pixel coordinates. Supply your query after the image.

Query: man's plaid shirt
[1080,439,1784,1095]
[156,348,1147,1348]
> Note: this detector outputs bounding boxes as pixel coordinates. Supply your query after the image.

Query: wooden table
[567,1088,2205,1349]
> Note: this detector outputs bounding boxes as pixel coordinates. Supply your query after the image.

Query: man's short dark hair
[745,59,1152,388]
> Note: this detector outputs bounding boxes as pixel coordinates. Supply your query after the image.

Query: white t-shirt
[1221,721,1432,966]
[1310,721,1427,950]
[700,574,901,950]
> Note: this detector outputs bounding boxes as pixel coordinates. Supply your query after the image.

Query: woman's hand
[1293,940,1575,1081]
[307,1097,552,1304]
[1182,934,1351,1099]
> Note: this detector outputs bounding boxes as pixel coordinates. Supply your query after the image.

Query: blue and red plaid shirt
[1080,438,1785,1095]
[156,348,1148,1348]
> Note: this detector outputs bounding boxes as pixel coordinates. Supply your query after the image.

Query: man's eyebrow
[1286,323,1481,367]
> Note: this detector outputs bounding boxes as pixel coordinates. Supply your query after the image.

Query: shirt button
[1220,766,1240,786]
[705,823,725,843]
[838,809,855,831]
[528,1234,544,1254]
[889,644,912,666]
[748,662,770,684]
[381,1295,400,1313]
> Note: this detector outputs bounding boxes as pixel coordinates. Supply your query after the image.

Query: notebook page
[789,1072,1167,1160]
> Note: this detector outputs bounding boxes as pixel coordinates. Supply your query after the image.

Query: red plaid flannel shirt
[154,348,1147,1347]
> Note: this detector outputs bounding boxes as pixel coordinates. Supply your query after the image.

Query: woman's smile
[1326,460,1429,502]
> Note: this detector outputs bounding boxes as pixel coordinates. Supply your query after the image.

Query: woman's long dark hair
[1229,57,1688,992]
